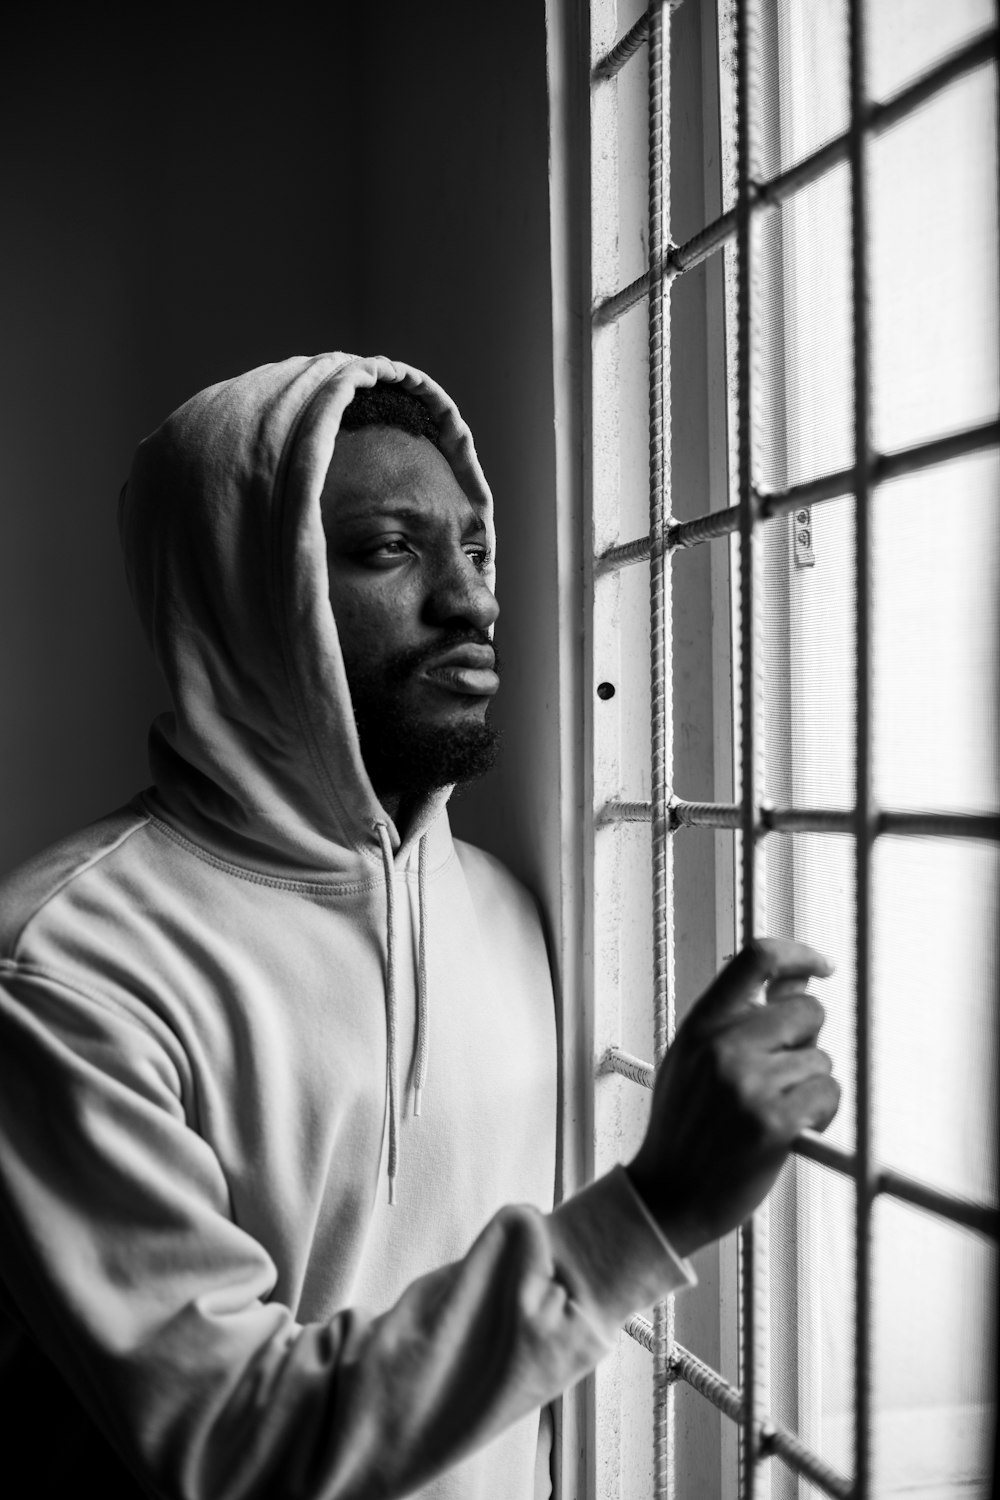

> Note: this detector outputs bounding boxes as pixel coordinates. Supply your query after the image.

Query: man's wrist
[622,1157,705,1261]
[549,1165,697,1335]
[618,1164,700,1282]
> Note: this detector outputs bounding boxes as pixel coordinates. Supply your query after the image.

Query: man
[0,352,839,1497]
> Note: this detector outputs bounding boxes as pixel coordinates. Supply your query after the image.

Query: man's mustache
[385,630,501,684]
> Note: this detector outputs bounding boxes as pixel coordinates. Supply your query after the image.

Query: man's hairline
[323,427,485,534]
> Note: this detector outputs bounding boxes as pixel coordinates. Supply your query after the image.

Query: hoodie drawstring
[375,823,430,1204]
[375,823,400,1205]
[414,834,429,1118]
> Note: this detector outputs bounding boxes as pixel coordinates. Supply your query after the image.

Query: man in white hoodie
[0,352,839,1498]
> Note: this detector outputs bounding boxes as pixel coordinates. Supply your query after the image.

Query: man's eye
[365,539,411,562]
[466,547,492,575]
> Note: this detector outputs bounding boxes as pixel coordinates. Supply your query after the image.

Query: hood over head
[119,352,496,880]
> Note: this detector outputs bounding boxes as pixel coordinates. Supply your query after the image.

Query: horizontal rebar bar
[669,504,743,549]
[878,417,1000,482]
[601,1046,656,1088]
[758,1422,855,1500]
[597,419,1000,573]
[599,800,654,823]
[866,24,997,135]
[606,1051,999,1240]
[674,800,742,829]
[757,467,855,514]
[592,8,650,81]
[593,27,997,323]
[592,0,688,81]
[879,809,1000,841]
[598,799,1000,841]
[593,260,668,326]
[598,510,745,570]
[757,417,1000,516]
[598,534,655,570]
[623,1320,854,1498]
[793,1128,856,1175]
[875,1166,1000,1240]
[764,806,854,833]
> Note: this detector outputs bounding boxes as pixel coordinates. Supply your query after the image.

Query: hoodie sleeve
[0,964,691,1500]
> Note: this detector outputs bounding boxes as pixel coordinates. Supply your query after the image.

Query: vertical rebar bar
[735,0,761,1494]
[848,2,874,1497]
[648,3,676,1496]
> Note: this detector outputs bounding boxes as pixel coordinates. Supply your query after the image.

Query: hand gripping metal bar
[603,1046,1000,1242]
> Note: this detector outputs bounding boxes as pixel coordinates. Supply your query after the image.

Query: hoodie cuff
[548,1165,697,1342]
[617,1166,698,1291]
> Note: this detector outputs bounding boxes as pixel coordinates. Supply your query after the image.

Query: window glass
[867,0,995,105]
[869,68,999,453]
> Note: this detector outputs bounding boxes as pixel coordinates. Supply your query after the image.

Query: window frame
[545,1,1000,1497]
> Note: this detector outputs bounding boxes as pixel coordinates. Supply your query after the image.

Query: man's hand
[626,937,840,1258]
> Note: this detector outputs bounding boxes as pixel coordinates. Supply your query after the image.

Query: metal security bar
[624,1317,854,1500]
[593,26,997,326]
[599,798,1000,841]
[646,4,676,1491]
[733,4,763,1486]
[597,418,1000,573]
[847,3,876,1488]
[587,2,1000,1498]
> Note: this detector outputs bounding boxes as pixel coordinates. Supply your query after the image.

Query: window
[548,0,999,1495]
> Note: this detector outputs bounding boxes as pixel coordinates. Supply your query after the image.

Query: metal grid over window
[585,2,999,1498]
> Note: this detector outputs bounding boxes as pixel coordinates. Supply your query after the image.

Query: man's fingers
[767,1045,834,1092]
[766,975,812,1006]
[696,938,834,1025]
[779,1073,842,1136]
[716,991,827,1050]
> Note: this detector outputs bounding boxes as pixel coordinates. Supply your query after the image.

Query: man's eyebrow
[332,502,486,534]
[333,504,430,526]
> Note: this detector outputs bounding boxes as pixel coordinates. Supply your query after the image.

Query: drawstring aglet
[413,1086,422,1118]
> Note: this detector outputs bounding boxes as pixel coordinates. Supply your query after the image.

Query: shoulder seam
[9,814,152,960]
[0,956,183,1058]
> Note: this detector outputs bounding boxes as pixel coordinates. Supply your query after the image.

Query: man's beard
[347,632,501,800]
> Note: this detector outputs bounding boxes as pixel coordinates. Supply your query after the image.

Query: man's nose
[426,554,500,632]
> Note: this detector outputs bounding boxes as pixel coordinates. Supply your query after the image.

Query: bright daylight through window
[576,0,999,1496]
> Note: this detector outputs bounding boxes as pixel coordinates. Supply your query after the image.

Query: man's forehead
[322,428,482,527]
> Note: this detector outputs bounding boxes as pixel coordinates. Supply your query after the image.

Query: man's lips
[419,643,499,697]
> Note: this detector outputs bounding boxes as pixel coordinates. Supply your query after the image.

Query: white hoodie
[0,353,691,1499]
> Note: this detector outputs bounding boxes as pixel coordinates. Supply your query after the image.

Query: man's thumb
[694,938,834,1023]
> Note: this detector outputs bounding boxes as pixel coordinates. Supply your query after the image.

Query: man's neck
[375,787,448,838]
[377,790,402,824]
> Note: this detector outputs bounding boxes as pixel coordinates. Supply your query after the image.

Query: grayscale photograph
[0,3,996,1497]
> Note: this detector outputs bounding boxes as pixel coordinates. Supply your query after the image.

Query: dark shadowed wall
[0,2,558,904]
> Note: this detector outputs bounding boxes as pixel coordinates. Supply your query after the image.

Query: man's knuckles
[702,1029,837,1125]
[694,993,826,1057]
[760,991,827,1046]
[706,1036,780,1124]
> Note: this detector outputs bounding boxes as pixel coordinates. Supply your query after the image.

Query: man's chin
[357,711,500,798]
